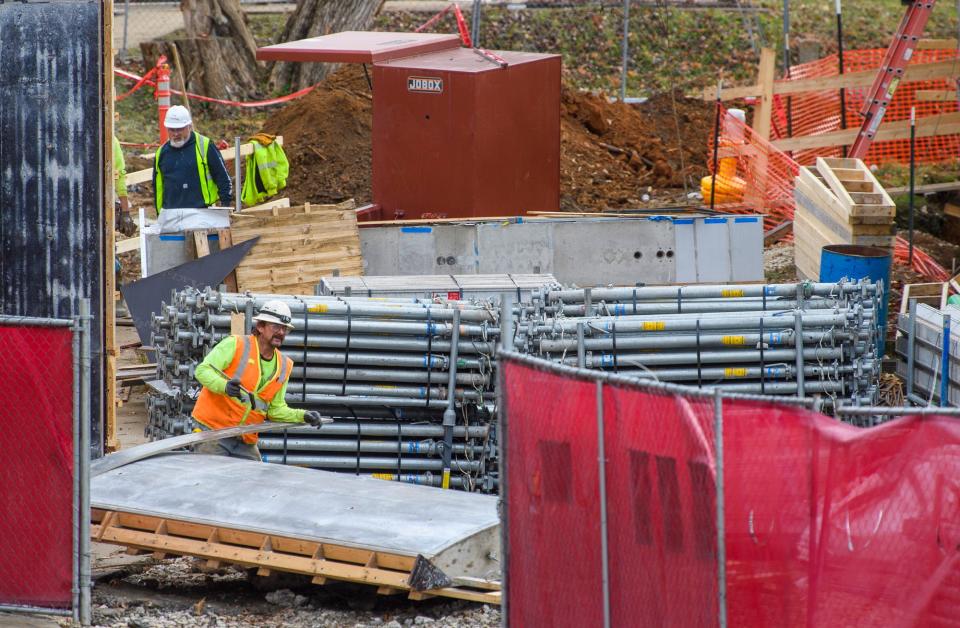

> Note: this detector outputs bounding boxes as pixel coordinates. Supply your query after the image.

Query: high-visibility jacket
[241,136,289,206]
[192,334,293,444]
[154,132,220,212]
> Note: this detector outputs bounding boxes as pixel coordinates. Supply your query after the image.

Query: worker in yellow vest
[152,105,233,212]
[191,300,325,460]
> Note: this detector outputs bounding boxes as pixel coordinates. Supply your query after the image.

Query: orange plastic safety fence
[772,49,960,165]
[705,106,949,282]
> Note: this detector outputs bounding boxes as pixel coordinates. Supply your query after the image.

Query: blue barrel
[820,244,891,354]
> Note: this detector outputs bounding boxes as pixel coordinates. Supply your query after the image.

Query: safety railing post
[596,380,611,628]
[714,388,727,628]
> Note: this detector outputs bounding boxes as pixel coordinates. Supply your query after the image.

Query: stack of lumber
[793,157,897,280]
[230,200,362,295]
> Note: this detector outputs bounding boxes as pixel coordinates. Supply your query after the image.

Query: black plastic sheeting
[0,2,105,454]
[121,238,259,352]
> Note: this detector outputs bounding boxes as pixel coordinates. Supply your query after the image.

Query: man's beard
[170,135,188,148]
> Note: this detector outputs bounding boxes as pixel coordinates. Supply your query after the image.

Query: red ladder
[848,0,938,158]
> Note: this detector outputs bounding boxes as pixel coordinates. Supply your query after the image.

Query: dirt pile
[261,67,713,210]
[261,66,373,206]
[560,87,712,209]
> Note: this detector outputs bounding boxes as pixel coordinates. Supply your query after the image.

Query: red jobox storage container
[258,32,561,220]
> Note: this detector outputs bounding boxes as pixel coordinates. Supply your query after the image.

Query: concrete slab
[92,453,499,580]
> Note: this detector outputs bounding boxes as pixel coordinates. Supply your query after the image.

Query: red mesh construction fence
[705,105,950,281]
[0,325,75,610]
[502,355,960,627]
[773,49,960,166]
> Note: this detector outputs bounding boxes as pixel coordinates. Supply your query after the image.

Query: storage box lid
[257,31,462,64]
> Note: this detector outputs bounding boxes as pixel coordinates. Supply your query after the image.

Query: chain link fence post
[714,388,727,628]
[596,380,611,628]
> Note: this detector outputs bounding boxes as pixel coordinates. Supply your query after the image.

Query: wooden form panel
[91,509,501,605]
[229,200,363,294]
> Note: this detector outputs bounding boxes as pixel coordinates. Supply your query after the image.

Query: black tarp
[0,1,105,454]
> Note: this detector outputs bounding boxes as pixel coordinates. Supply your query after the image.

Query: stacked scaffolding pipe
[147,288,498,492]
[146,279,884,494]
[521,280,882,406]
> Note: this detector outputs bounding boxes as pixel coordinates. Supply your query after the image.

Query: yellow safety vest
[154,132,219,212]
[241,139,289,206]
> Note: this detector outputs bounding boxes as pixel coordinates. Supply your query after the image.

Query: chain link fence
[0,308,92,623]
[114,0,296,57]
[500,350,960,627]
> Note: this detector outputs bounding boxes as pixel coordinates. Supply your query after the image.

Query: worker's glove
[224,378,243,399]
[303,410,326,427]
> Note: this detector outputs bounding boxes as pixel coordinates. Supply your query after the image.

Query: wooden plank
[773,112,960,152]
[764,220,793,245]
[241,197,291,212]
[848,191,886,205]
[241,199,353,216]
[918,38,960,50]
[841,179,874,193]
[816,157,859,209]
[126,136,284,186]
[856,160,898,208]
[703,58,960,102]
[104,0,118,452]
[830,167,865,181]
[116,235,140,255]
[945,203,960,219]
[915,89,959,102]
[193,230,211,258]
[755,48,776,141]
[217,229,239,291]
[886,180,960,196]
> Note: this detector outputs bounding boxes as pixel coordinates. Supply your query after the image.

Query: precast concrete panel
[475,222,554,276]
[694,217,733,283]
[730,216,764,282]
[552,219,676,286]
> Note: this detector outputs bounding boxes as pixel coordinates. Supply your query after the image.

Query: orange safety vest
[192,335,293,444]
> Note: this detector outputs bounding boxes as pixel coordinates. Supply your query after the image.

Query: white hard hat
[164,105,192,129]
[253,300,295,329]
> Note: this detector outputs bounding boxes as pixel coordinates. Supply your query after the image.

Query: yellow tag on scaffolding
[721,289,744,298]
[724,367,748,377]
[371,473,393,481]
[643,321,665,331]
[722,335,746,345]
[308,304,329,314]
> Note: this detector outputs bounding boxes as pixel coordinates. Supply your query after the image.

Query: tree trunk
[142,38,259,102]
[141,0,262,101]
[268,0,385,92]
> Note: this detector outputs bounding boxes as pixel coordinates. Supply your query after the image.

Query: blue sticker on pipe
[704,217,728,224]
[401,226,433,233]
[158,235,186,241]
[734,217,759,223]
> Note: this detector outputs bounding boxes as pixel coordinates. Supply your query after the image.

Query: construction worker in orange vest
[191,300,325,461]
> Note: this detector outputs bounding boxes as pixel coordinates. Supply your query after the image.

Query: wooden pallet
[92,508,501,605]
[230,200,363,294]
[793,157,897,280]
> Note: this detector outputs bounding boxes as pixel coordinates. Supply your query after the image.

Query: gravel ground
[79,557,499,628]
[763,243,798,283]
